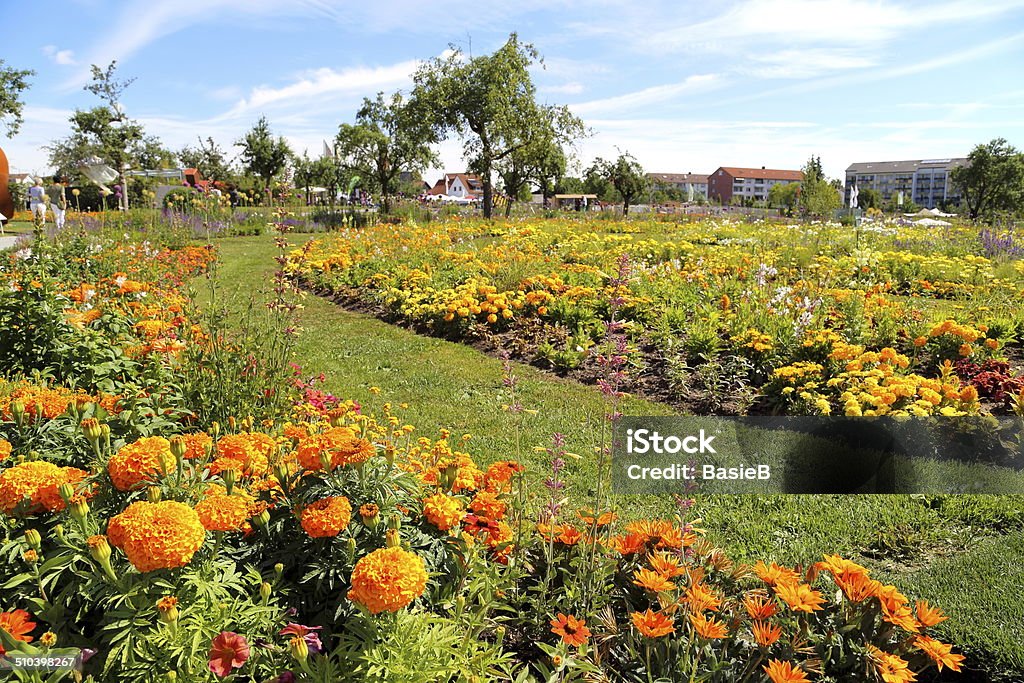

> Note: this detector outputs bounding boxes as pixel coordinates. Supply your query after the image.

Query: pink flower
[208,631,250,678]
[279,623,323,654]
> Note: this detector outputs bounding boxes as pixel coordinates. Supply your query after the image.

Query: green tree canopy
[588,152,647,215]
[236,116,292,192]
[179,136,234,182]
[495,106,582,216]
[413,33,584,219]
[0,60,34,137]
[951,138,1024,220]
[799,155,840,217]
[335,91,439,214]
[768,182,799,212]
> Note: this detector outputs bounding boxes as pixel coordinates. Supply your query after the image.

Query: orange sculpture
[0,146,12,224]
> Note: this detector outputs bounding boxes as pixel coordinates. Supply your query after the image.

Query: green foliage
[236,116,292,191]
[178,136,235,183]
[952,137,1024,220]
[587,152,647,215]
[0,59,34,137]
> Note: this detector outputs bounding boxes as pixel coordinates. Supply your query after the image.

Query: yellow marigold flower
[195,493,250,532]
[631,609,675,638]
[107,501,205,572]
[347,546,427,614]
[0,461,90,514]
[300,496,352,538]
[422,493,463,531]
[108,436,174,491]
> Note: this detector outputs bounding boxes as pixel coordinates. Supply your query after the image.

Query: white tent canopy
[913,218,952,226]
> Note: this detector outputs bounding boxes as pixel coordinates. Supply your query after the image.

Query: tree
[236,116,292,192]
[951,138,1024,220]
[414,33,584,219]
[768,182,799,212]
[0,60,34,137]
[495,106,582,217]
[799,155,840,217]
[858,187,882,211]
[179,136,234,182]
[335,91,439,214]
[588,152,647,215]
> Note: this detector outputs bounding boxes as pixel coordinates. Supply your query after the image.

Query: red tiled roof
[716,167,803,180]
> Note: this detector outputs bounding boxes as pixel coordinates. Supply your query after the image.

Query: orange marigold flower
[752,620,783,647]
[915,600,948,628]
[347,547,427,614]
[743,593,778,620]
[689,612,728,639]
[470,491,506,520]
[867,645,917,683]
[212,432,275,477]
[763,659,810,683]
[753,561,801,587]
[295,427,372,471]
[913,635,964,672]
[300,496,352,538]
[775,582,825,613]
[179,432,213,460]
[550,613,591,647]
[0,461,90,514]
[0,439,11,461]
[107,500,205,572]
[0,608,35,656]
[108,436,174,491]
[631,609,675,638]
[484,460,525,493]
[634,568,676,593]
[422,493,463,531]
[195,493,250,532]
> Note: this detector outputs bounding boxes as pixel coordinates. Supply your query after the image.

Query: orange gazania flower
[550,613,590,647]
[0,609,35,656]
[752,620,783,647]
[763,659,810,683]
[915,600,948,628]
[753,561,801,587]
[834,570,883,603]
[577,508,617,527]
[647,551,686,579]
[634,568,676,593]
[631,609,675,638]
[683,582,721,613]
[608,532,647,556]
[689,612,728,639]
[775,582,825,613]
[556,526,584,546]
[913,635,964,672]
[743,593,778,620]
[867,645,917,683]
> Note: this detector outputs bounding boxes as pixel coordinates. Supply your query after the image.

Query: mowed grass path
[201,234,1024,675]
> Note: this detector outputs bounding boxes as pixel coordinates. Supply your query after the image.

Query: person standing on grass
[28,178,48,224]
[48,176,68,231]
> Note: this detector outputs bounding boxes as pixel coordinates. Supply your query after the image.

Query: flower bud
[318,450,333,471]
[346,536,357,560]
[253,509,271,531]
[228,416,237,432]
[40,632,56,648]
[101,424,111,451]
[165,673,177,682]
[81,418,103,442]
[70,496,90,523]
[54,524,65,541]
[385,528,401,548]
[169,436,187,461]
[10,400,25,425]
[274,563,284,580]
[23,549,38,564]
[384,444,396,466]
[147,486,162,503]
[455,595,465,617]
[24,528,42,550]
[495,625,506,644]
[58,482,76,506]
[388,513,401,531]
[288,636,309,662]
[210,421,220,439]
[223,468,237,495]
[359,503,380,530]
[87,535,112,564]
[156,596,179,624]
[273,462,291,490]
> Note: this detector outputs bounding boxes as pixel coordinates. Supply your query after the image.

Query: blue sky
[5,0,1024,181]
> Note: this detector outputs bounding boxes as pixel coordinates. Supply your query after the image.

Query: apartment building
[844,158,967,209]
[707,166,803,205]
[647,172,709,201]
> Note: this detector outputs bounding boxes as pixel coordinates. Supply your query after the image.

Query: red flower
[208,631,250,678]
[279,623,323,654]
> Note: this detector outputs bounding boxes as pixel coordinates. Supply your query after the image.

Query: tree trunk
[120,167,129,210]
[504,197,513,218]
[623,198,630,216]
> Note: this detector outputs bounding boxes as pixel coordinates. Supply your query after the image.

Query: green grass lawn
[201,233,1024,676]
[1,219,34,236]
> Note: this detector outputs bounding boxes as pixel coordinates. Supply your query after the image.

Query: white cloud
[223,60,419,118]
[42,45,77,65]
[570,74,722,115]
